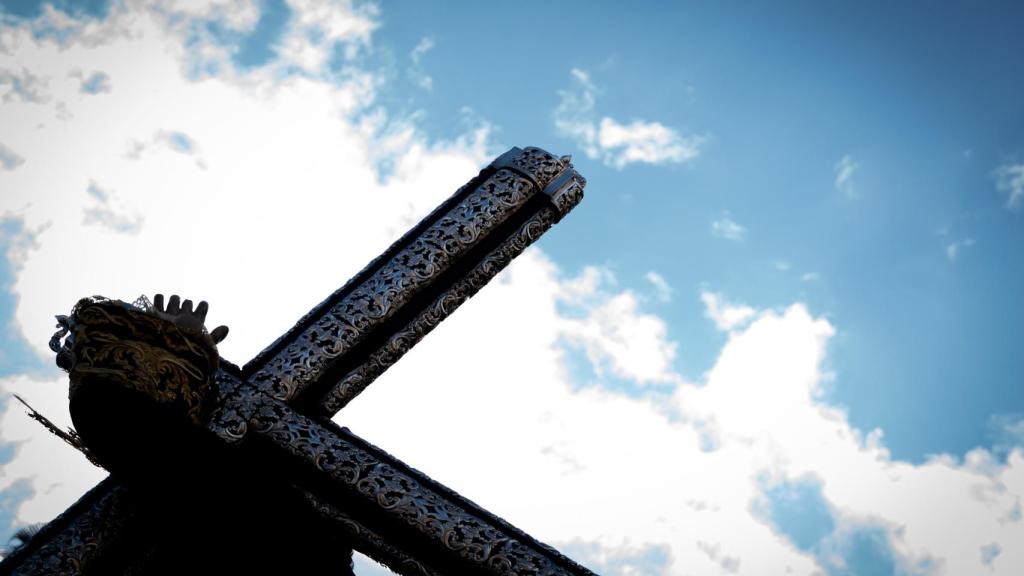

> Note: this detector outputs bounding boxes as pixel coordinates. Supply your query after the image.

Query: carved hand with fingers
[152,294,229,344]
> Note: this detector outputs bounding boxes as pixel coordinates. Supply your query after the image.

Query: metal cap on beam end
[490,146,587,220]
[543,162,586,222]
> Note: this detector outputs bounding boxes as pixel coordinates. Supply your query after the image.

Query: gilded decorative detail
[55,298,218,426]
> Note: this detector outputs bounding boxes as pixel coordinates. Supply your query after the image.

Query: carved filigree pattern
[249,148,573,405]
[205,367,254,443]
[251,398,596,576]
[506,147,567,186]
[11,479,132,575]
[301,489,444,576]
[2,147,591,576]
[320,207,558,415]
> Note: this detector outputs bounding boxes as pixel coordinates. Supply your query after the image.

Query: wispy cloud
[407,36,434,91]
[645,271,672,303]
[82,181,144,235]
[946,237,975,262]
[126,130,205,168]
[0,67,49,103]
[994,162,1024,211]
[554,68,703,169]
[711,213,746,241]
[834,154,858,199]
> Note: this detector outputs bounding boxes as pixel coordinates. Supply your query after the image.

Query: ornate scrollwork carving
[249,149,573,405]
[301,489,442,576]
[320,206,559,414]
[205,367,254,443]
[251,398,596,576]
[4,147,589,576]
[11,480,133,575]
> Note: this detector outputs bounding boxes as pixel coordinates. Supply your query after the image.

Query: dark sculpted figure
[44,293,355,575]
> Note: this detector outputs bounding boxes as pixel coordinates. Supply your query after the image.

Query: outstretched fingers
[194,301,209,322]
[210,325,229,344]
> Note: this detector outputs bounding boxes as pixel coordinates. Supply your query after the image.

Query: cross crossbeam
[0,147,594,575]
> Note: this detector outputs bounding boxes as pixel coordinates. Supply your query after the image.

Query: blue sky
[368,1,1024,462]
[1,1,1023,574]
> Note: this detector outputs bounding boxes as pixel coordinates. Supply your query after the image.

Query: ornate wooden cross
[0,147,596,575]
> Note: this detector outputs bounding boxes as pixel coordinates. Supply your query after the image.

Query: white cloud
[554,68,702,169]
[835,154,858,199]
[560,267,679,385]
[407,36,434,91]
[82,180,144,234]
[711,213,746,241]
[995,162,1024,211]
[801,272,821,282]
[701,290,756,332]
[276,0,379,74]
[1,5,1023,576]
[946,237,975,262]
[0,67,49,104]
[645,271,672,303]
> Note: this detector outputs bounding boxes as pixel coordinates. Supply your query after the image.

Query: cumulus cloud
[711,213,746,241]
[554,68,702,169]
[835,154,858,199]
[559,267,679,386]
[277,0,378,74]
[995,162,1024,211]
[1,4,1023,576]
